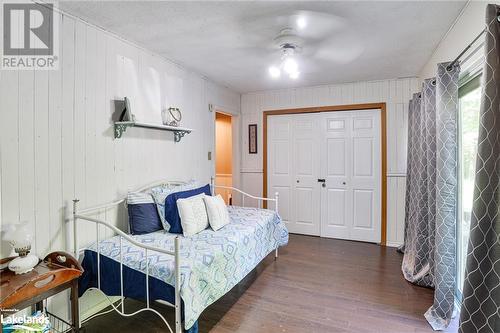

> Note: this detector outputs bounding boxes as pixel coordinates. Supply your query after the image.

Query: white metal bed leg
[174,236,182,333]
[120,236,125,314]
[72,199,82,332]
[275,192,279,260]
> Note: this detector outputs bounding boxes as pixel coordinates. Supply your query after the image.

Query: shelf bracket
[174,130,188,142]
[114,123,131,139]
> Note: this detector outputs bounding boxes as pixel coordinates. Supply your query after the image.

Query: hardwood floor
[82,234,459,332]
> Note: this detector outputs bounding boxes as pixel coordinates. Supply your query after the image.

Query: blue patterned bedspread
[85,206,289,330]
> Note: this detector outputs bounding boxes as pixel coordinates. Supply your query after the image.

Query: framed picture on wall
[249,124,257,154]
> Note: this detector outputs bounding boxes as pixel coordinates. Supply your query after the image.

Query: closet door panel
[268,116,293,227]
[353,189,374,229]
[349,110,381,242]
[268,108,381,243]
[291,115,320,235]
[326,188,347,227]
[320,112,352,239]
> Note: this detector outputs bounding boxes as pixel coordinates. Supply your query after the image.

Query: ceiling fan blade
[290,10,348,40]
[312,35,365,64]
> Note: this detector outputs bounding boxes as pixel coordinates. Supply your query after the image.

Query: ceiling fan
[269,28,303,79]
[265,10,363,80]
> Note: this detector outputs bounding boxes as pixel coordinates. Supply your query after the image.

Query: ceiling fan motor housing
[274,28,303,53]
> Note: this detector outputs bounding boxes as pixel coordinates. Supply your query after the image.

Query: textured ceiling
[59,1,467,93]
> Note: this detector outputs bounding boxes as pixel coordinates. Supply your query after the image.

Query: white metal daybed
[72,179,288,333]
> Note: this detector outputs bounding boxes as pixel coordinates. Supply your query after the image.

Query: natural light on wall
[457,76,481,298]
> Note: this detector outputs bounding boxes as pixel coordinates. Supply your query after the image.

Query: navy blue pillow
[128,203,163,235]
[164,184,212,234]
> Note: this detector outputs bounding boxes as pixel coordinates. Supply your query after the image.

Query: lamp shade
[3,222,33,250]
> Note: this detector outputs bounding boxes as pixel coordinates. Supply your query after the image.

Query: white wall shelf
[114,121,193,142]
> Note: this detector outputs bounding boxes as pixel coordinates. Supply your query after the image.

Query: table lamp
[3,222,39,274]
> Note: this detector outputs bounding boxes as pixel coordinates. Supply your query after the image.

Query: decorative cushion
[126,192,162,235]
[164,184,212,233]
[177,194,209,237]
[203,194,230,231]
[151,180,200,229]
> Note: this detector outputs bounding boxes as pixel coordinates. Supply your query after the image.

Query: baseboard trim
[385,241,403,248]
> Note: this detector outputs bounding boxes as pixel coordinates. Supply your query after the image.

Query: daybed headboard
[71,180,189,253]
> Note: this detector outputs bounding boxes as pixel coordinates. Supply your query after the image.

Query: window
[457,74,481,298]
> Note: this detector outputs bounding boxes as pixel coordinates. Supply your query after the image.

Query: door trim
[263,103,387,246]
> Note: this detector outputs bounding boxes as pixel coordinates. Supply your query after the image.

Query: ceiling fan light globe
[268,66,281,78]
[283,57,298,74]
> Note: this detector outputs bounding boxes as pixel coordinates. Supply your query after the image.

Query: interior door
[268,114,321,235]
[320,112,352,239]
[291,114,321,236]
[268,109,381,242]
[349,110,381,242]
[268,116,293,230]
[319,109,381,243]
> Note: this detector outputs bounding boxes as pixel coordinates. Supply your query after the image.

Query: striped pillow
[127,191,155,205]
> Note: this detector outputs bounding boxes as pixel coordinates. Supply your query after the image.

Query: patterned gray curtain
[402,65,459,330]
[425,62,459,331]
[459,4,500,333]
[402,80,436,288]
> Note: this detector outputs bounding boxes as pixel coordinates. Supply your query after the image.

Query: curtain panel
[424,63,459,331]
[402,81,437,288]
[402,66,459,330]
[459,4,500,333]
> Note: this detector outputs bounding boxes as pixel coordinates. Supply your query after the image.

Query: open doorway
[215,112,233,204]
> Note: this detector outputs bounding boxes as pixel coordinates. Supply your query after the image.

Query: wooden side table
[0,251,83,332]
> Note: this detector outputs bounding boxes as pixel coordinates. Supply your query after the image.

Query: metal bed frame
[72,179,279,333]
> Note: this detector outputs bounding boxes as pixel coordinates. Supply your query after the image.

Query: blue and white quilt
[86,206,289,330]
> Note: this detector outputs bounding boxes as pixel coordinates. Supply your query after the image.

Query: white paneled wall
[0,9,239,318]
[240,78,420,246]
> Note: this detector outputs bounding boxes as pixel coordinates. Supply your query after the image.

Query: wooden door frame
[263,102,387,246]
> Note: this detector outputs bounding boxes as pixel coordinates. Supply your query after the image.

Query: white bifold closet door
[268,109,381,243]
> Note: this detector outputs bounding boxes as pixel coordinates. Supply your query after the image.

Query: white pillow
[177,194,209,237]
[203,194,230,231]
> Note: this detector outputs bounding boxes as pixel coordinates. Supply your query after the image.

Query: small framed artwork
[248,124,257,154]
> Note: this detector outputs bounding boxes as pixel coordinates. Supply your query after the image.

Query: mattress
[79,206,289,330]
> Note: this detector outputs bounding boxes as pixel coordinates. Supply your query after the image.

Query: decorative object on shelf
[161,108,169,125]
[119,97,135,122]
[3,222,39,274]
[249,124,258,154]
[113,99,190,142]
[162,107,182,127]
[114,121,192,142]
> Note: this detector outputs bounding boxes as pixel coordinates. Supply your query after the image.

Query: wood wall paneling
[0,9,240,320]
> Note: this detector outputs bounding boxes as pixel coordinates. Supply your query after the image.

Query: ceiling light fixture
[268,44,300,80]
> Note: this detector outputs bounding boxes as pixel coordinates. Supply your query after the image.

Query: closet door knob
[342,182,346,185]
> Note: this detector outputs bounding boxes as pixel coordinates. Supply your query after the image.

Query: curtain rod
[446,29,486,71]
[446,12,500,71]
